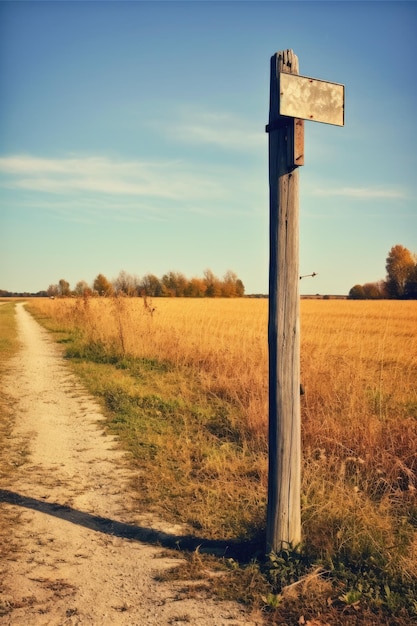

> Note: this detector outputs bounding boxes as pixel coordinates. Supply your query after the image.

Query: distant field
[26,297,417,622]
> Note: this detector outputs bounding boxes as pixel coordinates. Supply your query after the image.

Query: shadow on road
[0,488,263,562]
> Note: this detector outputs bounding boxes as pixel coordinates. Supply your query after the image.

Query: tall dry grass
[28,297,417,576]
[29,297,417,430]
[39,296,270,438]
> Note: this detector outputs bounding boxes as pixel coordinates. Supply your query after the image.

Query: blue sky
[1,1,416,295]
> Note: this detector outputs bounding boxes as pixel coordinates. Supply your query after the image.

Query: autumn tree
[385,245,415,298]
[348,284,365,299]
[185,277,207,297]
[74,280,92,297]
[47,284,59,297]
[362,282,386,299]
[221,270,245,297]
[404,263,417,299]
[221,270,238,297]
[235,279,245,297]
[174,272,188,297]
[93,273,113,296]
[113,270,138,296]
[161,271,188,297]
[140,274,163,297]
[58,279,71,297]
[203,269,222,297]
[348,283,386,299]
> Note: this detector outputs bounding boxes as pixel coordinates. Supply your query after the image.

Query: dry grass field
[25,297,417,623]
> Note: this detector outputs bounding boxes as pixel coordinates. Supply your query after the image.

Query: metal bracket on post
[265,116,304,171]
[266,118,304,170]
[265,118,291,133]
[291,118,304,168]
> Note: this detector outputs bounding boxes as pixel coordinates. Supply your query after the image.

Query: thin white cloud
[0,153,262,222]
[161,108,266,151]
[0,154,228,201]
[311,186,407,200]
[7,195,170,224]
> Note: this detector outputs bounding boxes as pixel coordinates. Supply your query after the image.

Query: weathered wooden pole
[266,50,303,553]
[265,49,344,554]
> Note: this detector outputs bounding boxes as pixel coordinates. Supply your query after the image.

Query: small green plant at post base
[339,588,362,608]
[263,592,283,609]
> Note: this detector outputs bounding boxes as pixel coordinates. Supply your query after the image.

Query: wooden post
[266,49,302,553]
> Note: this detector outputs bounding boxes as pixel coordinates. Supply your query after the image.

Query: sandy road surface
[0,304,258,625]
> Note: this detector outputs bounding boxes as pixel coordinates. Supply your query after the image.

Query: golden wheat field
[30,297,417,434]
[27,297,417,581]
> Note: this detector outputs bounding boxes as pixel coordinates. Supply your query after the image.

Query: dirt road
[0,304,257,625]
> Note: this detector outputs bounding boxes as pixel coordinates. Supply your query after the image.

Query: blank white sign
[279,73,345,126]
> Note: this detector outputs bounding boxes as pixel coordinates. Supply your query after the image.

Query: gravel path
[0,303,259,625]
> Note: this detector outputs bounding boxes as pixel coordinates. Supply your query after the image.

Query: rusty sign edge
[279,72,345,127]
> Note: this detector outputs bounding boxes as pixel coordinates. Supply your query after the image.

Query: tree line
[349,245,417,299]
[46,269,245,299]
